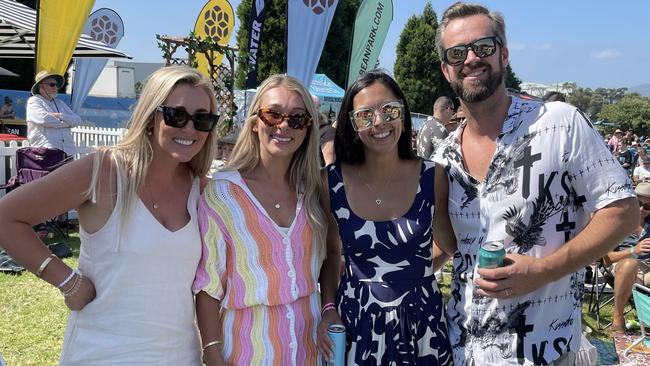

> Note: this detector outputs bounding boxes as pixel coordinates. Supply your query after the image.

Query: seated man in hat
[26,71,83,157]
[603,182,650,332]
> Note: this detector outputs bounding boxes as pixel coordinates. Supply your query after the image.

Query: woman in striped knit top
[193,74,341,366]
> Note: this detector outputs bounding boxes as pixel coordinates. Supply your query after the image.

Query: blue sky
[93,0,649,89]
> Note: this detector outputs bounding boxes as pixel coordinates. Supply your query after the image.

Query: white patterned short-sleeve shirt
[433,96,634,365]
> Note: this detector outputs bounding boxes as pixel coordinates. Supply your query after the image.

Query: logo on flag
[89,15,120,46]
[303,0,335,15]
[194,0,235,78]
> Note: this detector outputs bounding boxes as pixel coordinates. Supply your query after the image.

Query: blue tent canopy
[309,74,344,103]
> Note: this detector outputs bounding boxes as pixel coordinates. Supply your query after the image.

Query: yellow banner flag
[36,0,96,75]
[193,0,235,78]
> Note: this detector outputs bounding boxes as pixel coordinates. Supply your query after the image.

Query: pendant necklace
[274,202,281,209]
[357,168,397,205]
[145,183,159,209]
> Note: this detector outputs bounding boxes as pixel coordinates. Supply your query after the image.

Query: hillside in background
[629,84,650,97]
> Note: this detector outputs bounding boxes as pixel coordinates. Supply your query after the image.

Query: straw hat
[614,128,623,134]
[31,70,64,95]
[636,182,650,198]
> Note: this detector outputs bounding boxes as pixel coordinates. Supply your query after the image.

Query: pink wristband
[321,302,336,315]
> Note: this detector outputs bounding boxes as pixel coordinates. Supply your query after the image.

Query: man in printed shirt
[416,96,454,159]
[432,2,637,365]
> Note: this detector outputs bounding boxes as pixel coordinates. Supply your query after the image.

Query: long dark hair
[335,70,417,165]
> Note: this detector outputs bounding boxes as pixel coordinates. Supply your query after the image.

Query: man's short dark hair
[433,96,454,114]
[542,92,565,102]
[435,2,507,62]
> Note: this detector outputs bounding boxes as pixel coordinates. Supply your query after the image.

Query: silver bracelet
[202,340,222,351]
[57,268,76,289]
[62,270,83,298]
[36,254,56,277]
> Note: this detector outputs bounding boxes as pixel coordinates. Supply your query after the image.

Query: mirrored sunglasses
[257,108,312,130]
[156,106,219,132]
[443,36,502,66]
[349,100,404,131]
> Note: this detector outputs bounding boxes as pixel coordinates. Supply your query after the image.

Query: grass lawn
[0,234,637,365]
[0,232,80,366]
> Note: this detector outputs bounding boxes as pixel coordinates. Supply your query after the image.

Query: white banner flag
[287,0,339,88]
[71,8,124,113]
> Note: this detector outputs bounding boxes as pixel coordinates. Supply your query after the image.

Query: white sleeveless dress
[59,169,202,365]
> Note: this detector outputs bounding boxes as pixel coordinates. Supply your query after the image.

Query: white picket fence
[0,126,126,198]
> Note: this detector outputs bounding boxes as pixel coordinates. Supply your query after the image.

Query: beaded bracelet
[57,268,77,290]
[36,253,56,277]
[62,271,83,298]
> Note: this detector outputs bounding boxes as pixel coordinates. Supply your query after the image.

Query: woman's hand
[202,347,228,366]
[63,274,96,311]
[317,309,343,362]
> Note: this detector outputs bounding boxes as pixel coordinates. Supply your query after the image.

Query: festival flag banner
[72,8,124,113]
[36,0,96,75]
[193,0,235,78]
[287,0,339,87]
[347,0,392,86]
[244,0,268,89]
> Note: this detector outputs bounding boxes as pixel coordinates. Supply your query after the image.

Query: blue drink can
[327,324,346,366]
[479,241,506,268]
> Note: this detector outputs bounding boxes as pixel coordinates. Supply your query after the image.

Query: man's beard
[450,58,505,103]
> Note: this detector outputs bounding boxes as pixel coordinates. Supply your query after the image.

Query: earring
[146,127,153,136]
[252,127,258,132]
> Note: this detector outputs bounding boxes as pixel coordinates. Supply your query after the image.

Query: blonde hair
[89,66,218,222]
[224,74,327,258]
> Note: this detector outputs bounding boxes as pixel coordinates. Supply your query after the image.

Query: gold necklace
[357,168,397,205]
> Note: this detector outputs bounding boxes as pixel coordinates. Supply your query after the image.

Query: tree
[234,0,361,89]
[597,93,650,136]
[504,64,521,91]
[567,87,605,118]
[394,2,452,114]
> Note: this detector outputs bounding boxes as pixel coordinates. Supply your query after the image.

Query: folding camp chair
[0,147,72,237]
[586,259,635,329]
[624,283,650,356]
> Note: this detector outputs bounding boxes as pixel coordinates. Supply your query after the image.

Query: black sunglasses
[443,36,502,65]
[257,108,312,130]
[639,199,650,210]
[156,106,218,132]
[44,82,58,88]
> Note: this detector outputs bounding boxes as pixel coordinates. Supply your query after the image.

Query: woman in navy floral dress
[316,71,455,365]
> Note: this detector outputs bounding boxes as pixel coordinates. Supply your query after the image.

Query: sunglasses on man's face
[156,106,219,132]
[257,108,312,130]
[443,36,502,66]
[43,82,58,88]
[639,199,650,210]
[349,100,404,131]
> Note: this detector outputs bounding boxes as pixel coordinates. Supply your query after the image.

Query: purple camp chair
[1,147,72,236]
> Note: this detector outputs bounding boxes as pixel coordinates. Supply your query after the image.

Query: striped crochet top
[192,169,323,309]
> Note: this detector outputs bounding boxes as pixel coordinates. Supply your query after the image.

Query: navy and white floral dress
[328,160,453,366]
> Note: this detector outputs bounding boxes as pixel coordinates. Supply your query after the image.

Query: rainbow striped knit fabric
[193,171,323,365]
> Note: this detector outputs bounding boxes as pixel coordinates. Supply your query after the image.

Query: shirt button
[288,270,295,277]
[283,237,290,244]
[290,342,296,349]
[287,312,293,319]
